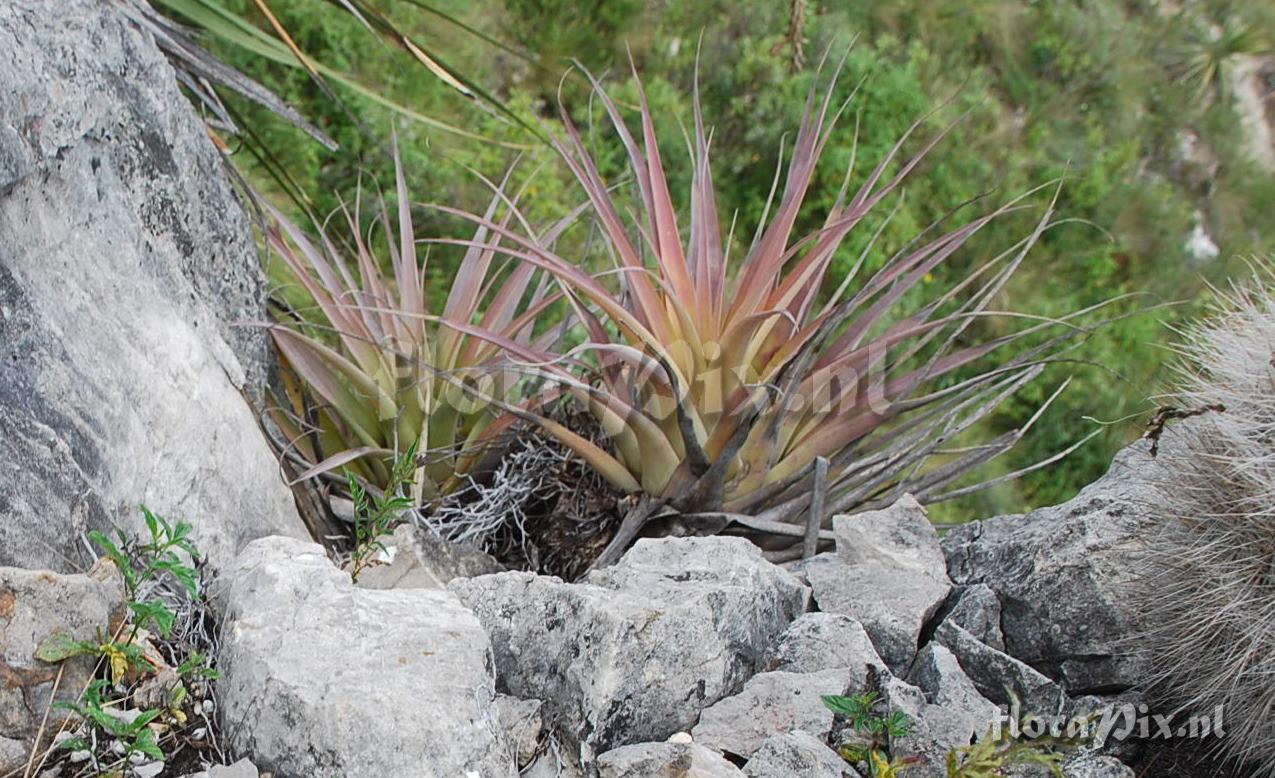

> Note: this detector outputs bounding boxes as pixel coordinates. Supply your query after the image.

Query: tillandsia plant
[266,146,564,504]
[437,57,1108,564]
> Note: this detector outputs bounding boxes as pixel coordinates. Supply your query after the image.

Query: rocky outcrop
[0,560,125,774]
[941,441,1160,692]
[213,537,514,778]
[0,0,306,573]
[450,537,808,751]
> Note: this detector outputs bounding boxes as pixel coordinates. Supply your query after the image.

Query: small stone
[496,695,543,769]
[692,669,850,759]
[666,732,693,744]
[207,759,261,778]
[597,741,745,778]
[133,761,165,778]
[1063,755,1135,777]
[934,621,1067,716]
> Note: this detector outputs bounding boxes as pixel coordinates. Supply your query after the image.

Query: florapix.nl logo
[991,701,1226,746]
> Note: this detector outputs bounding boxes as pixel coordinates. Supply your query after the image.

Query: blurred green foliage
[198,0,1275,521]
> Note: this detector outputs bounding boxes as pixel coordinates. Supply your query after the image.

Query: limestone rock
[497,694,544,769]
[762,614,887,692]
[941,584,1005,652]
[450,537,808,751]
[934,621,1067,717]
[597,741,745,777]
[806,554,950,673]
[942,441,1162,691]
[0,560,125,771]
[214,537,514,777]
[743,730,859,777]
[692,669,850,759]
[0,0,307,574]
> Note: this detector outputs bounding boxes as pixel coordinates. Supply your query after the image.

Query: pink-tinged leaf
[271,327,383,448]
[287,446,395,485]
[392,135,424,321]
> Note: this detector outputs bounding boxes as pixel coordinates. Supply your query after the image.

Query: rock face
[942,442,1158,692]
[807,496,952,672]
[0,0,306,573]
[0,561,125,774]
[596,741,745,778]
[213,537,514,778]
[450,537,808,751]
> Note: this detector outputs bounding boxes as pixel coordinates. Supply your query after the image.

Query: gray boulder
[213,537,514,777]
[597,741,745,778]
[763,613,887,681]
[934,621,1067,717]
[0,559,125,772]
[0,0,307,574]
[942,440,1160,691]
[743,730,859,777]
[941,584,1005,651]
[450,537,808,751]
[348,523,502,589]
[807,497,952,672]
[692,669,850,759]
[806,554,950,674]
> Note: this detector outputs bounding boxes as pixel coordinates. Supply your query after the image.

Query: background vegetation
[193,0,1274,521]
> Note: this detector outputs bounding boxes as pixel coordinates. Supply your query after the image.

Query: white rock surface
[214,537,514,777]
[0,0,309,574]
[806,497,952,672]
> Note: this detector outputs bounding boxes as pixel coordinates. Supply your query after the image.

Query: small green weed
[347,442,419,583]
[33,507,220,776]
[822,691,920,776]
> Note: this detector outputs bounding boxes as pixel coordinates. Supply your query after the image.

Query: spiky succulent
[266,149,560,502]
[439,63,1098,560]
[1139,264,1275,775]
